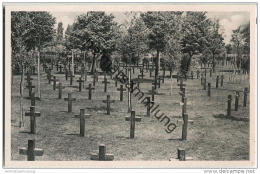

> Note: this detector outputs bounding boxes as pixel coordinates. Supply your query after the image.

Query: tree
[119,17,149,64]
[207,19,225,72]
[67,12,120,73]
[57,22,64,43]
[180,12,211,75]
[230,26,245,69]
[11,11,55,126]
[21,11,56,99]
[141,11,183,81]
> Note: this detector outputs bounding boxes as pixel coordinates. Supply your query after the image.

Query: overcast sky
[49,11,250,44]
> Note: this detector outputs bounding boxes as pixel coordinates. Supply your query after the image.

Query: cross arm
[90,152,114,161]
[125,116,142,122]
[74,114,92,118]
[19,147,44,156]
[25,111,41,117]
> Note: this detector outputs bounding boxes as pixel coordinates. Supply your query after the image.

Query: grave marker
[117,85,126,101]
[65,70,68,80]
[86,84,95,100]
[77,77,84,92]
[102,78,110,92]
[207,83,211,97]
[26,82,35,98]
[90,144,114,161]
[74,109,92,137]
[197,70,200,79]
[64,93,76,112]
[50,76,58,90]
[25,106,41,134]
[102,95,115,115]
[227,95,232,117]
[58,82,65,99]
[145,97,151,117]
[125,111,142,139]
[216,76,219,88]
[243,88,248,107]
[68,72,75,85]
[30,92,36,106]
[220,75,224,87]
[182,113,188,140]
[235,91,240,111]
[25,73,33,84]
[19,139,44,161]
[177,79,186,91]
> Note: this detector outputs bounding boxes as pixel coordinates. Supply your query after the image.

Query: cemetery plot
[11,62,249,161]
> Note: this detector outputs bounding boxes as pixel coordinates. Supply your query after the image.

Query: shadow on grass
[168,138,182,141]
[213,114,249,122]
[66,133,80,136]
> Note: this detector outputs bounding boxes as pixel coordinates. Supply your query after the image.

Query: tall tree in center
[68,11,119,73]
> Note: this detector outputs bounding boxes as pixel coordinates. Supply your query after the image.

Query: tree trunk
[37,49,41,99]
[212,54,215,73]
[91,53,96,73]
[155,50,160,78]
[170,67,173,95]
[19,64,24,128]
[84,51,87,71]
[72,51,74,76]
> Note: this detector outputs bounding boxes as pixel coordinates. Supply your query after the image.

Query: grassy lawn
[10,66,250,161]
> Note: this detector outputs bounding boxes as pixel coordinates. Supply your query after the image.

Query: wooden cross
[139,68,144,79]
[65,70,68,81]
[74,109,91,137]
[151,86,156,102]
[216,75,219,88]
[102,78,110,92]
[90,144,114,161]
[169,148,193,161]
[26,82,35,98]
[47,70,52,83]
[182,113,189,140]
[243,87,248,107]
[117,85,126,101]
[227,95,232,117]
[152,78,158,90]
[58,65,63,73]
[86,84,95,100]
[68,71,75,85]
[220,75,224,87]
[30,92,36,106]
[102,95,115,115]
[77,77,84,92]
[125,111,142,139]
[145,97,151,117]
[196,70,200,79]
[55,63,59,71]
[207,83,211,97]
[157,77,161,88]
[177,79,186,91]
[94,71,99,82]
[92,72,98,86]
[235,91,240,111]
[64,93,76,112]
[25,106,41,134]
[19,139,44,161]
[25,73,33,84]
[58,82,65,99]
[130,80,136,92]
[50,76,58,90]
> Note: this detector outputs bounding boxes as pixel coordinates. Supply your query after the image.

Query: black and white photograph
[3,2,257,169]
